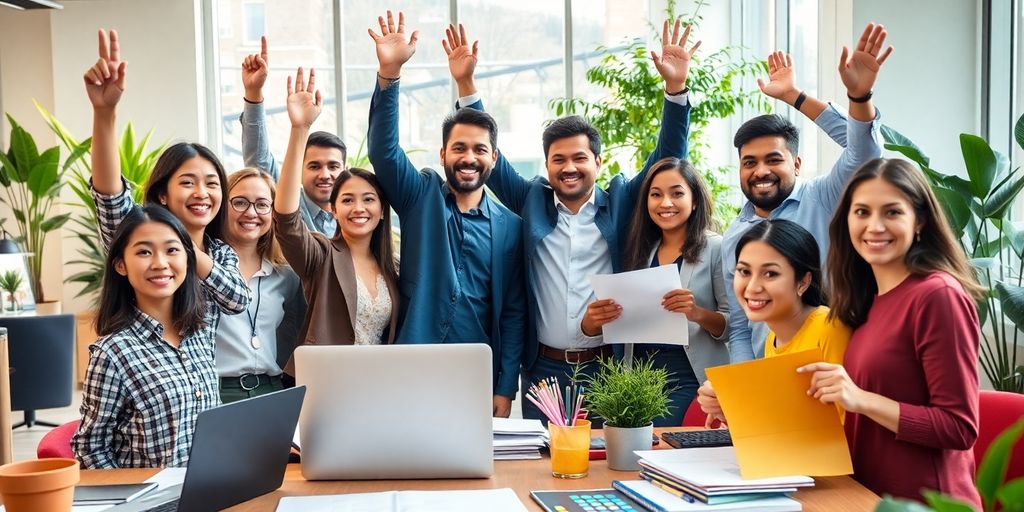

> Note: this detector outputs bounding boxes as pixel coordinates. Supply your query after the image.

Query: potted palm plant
[584,356,674,470]
[0,270,24,312]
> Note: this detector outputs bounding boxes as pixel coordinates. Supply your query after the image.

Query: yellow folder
[705,349,854,479]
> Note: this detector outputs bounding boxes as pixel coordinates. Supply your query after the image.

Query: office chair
[0,314,75,429]
[975,390,1024,482]
[37,419,79,459]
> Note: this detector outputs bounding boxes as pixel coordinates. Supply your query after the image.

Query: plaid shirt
[91,180,251,315]
[73,307,221,468]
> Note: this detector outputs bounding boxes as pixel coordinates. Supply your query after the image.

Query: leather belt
[539,344,613,364]
[220,373,280,391]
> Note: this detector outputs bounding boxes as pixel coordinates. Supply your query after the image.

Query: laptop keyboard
[142,499,179,512]
[661,429,733,449]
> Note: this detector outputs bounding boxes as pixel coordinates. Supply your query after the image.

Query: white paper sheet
[143,467,187,490]
[588,264,688,345]
[275,489,528,512]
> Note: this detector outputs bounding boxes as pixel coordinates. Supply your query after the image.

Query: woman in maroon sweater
[798,158,983,507]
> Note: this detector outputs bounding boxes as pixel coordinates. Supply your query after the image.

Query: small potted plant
[584,356,674,470]
[0,270,24,312]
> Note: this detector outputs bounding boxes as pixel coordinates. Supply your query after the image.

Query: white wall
[0,0,205,313]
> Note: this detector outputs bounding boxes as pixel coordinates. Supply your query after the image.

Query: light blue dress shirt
[722,103,882,362]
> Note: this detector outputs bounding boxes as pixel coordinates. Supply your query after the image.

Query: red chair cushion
[975,390,1024,482]
[36,420,79,459]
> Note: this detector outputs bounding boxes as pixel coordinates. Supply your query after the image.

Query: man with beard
[444,20,695,424]
[366,11,526,418]
[722,24,893,362]
[238,36,347,236]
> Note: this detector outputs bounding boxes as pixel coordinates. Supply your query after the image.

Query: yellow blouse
[765,306,850,364]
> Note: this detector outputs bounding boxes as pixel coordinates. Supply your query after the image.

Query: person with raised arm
[273,67,400,372]
[84,29,250,316]
[366,11,526,418]
[239,37,349,235]
[443,19,693,424]
[722,24,891,362]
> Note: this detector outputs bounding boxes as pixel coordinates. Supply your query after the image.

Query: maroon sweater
[845,272,981,507]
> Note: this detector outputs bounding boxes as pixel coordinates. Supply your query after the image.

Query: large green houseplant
[0,114,77,305]
[36,102,164,305]
[550,0,769,226]
[584,356,674,471]
[882,113,1024,393]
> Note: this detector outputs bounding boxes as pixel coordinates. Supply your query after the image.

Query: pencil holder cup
[549,419,591,478]
[0,458,79,512]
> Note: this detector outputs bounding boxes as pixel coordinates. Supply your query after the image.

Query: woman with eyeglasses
[215,169,306,403]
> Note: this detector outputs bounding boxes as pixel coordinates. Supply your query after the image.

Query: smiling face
[158,156,222,235]
[847,177,919,275]
[738,136,800,216]
[441,123,495,193]
[733,240,810,325]
[647,169,694,236]
[225,176,273,247]
[302,145,346,207]
[114,221,187,308]
[546,134,600,206]
[333,176,383,243]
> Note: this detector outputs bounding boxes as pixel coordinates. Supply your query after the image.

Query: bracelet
[666,86,689,97]
[793,91,807,110]
[848,90,873,103]
[377,71,400,82]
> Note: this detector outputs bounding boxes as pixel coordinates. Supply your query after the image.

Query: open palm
[286,68,322,128]
[757,51,796,100]
[651,19,701,91]
[368,11,419,75]
[443,24,477,83]
[839,23,893,97]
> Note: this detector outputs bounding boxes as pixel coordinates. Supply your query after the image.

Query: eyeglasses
[229,197,273,215]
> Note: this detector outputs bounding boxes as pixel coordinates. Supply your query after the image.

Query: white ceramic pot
[604,423,653,471]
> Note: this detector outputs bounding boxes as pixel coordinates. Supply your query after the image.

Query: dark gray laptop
[109,386,305,512]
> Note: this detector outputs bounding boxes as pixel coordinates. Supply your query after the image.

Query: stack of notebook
[614,447,812,511]
[492,418,549,460]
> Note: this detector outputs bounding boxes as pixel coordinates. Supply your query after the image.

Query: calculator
[660,429,733,449]
[530,490,641,512]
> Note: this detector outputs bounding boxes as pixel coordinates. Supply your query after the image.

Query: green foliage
[583,356,674,428]
[874,418,1024,512]
[549,0,770,227]
[0,270,23,294]
[36,102,164,305]
[881,114,1024,393]
[0,113,79,303]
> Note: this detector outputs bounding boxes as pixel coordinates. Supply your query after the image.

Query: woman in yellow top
[698,219,849,426]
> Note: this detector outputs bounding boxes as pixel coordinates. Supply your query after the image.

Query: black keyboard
[143,499,179,512]
[661,429,733,449]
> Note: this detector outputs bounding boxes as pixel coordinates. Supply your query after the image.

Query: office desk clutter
[275,489,529,512]
[493,418,548,460]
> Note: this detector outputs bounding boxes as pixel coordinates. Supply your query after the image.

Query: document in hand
[705,349,853,479]
[588,264,688,345]
[275,489,528,512]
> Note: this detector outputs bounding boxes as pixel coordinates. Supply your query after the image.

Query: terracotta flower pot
[0,458,80,512]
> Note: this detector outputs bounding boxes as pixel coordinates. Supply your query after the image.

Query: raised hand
[839,23,893,98]
[650,18,701,93]
[757,51,798,102]
[443,23,478,85]
[84,29,126,110]
[286,67,322,129]
[367,10,420,78]
[242,36,269,102]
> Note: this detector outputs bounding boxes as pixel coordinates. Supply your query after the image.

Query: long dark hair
[828,158,982,328]
[144,142,229,241]
[736,219,826,308]
[328,168,399,286]
[225,168,286,266]
[96,205,207,337]
[624,158,714,270]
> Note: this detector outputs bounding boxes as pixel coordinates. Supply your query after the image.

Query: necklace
[246,274,264,349]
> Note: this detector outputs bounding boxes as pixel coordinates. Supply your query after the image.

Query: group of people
[67,10,982,508]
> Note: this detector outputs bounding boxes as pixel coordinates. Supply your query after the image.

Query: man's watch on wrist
[848,90,873,103]
[666,86,689,97]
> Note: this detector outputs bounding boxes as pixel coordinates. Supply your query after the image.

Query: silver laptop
[294,344,494,480]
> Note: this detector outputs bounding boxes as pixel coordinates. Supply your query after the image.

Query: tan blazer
[273,210,399,376]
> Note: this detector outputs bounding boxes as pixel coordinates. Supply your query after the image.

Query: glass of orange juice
[549,419,591,478]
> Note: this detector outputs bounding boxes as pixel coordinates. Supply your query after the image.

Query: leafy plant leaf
[932,187,971,236]
[1015,112,1024,151]
[996,283,1024,333]
[961,134,997,198]
[996,478,1024,511]
[976,418,1024,511]
[40,213,71,233]
[881,125,931,167]
[874,496,935,512]
[9,126,39,180]
[985,170,1024,219]
[26,147,59,197]
[921,490,976,512]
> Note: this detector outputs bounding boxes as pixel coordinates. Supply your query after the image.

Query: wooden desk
[80,428,880,512]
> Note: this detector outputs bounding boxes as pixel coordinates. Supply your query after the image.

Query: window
[243,2,265,45]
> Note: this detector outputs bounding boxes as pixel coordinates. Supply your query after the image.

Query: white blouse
[354,274,392,345]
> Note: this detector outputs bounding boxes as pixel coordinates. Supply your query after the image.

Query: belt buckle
[563,349,586,365]
[239,373,260,391]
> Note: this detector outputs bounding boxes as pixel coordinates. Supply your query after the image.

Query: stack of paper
[492,417,549,460]
[624,447,811,509]
[276,489,528,512]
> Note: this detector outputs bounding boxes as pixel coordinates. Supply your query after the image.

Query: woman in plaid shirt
[73,205,220,468]
[84,29,250,317]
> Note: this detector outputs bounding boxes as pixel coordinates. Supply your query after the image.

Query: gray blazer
[648,232,730,383]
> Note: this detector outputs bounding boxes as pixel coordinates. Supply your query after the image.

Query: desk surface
[79,428,880,512]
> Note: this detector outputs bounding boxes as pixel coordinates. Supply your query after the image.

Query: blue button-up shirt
[722,103,882,362]
[445,190,493,343]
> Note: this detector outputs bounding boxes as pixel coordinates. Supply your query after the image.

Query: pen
[645,477,696,503]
